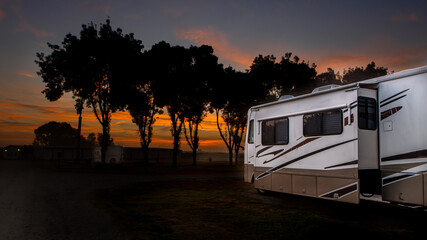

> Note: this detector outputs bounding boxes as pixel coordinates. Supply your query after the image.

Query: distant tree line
[35,19,388,167]
[33,121,110,147]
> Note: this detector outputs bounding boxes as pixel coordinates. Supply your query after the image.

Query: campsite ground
[0,157,425,240]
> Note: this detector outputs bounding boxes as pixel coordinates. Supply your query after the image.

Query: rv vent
[312,84,340,93]
[278,95,294,101]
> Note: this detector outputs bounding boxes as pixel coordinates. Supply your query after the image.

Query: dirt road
[0,160,241,240]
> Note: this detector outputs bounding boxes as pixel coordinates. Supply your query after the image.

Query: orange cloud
[391,13,418,22]
[315,55,371,73]
[0,8,4,20]
[12,5,54,38]
[17,71,36,78]
[90,3,111,14]
[175,27,253,70]
[164,8,183,18]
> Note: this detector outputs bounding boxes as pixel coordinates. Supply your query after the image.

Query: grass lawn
[97,175,426,240]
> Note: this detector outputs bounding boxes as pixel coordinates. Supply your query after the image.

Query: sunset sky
[1,0,427,152]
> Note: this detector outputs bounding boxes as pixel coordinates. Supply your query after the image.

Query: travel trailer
[244,65,427,206]
[93,145,124,164]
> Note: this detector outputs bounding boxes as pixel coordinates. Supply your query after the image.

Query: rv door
[244,110,256,183]
[357,88,381,195]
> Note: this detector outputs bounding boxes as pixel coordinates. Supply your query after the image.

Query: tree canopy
[33,121,97,147]
[343,61,388,83]
[145,41,223,167]
[36,19,391,166]
[249,53,317,98]
[36,19,144,162]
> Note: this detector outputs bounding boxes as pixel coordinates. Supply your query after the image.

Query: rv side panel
[378,72,427,206]
[250,88,360,204]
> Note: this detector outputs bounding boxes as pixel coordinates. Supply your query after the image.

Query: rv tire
[256,188,270,195]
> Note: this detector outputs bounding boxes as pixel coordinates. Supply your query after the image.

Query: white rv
[244,65,427,206]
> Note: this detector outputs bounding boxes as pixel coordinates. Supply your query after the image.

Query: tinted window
[303,109,343,136]
[358,97,377,130]
[248,120,254,144]
[262,117,289,145]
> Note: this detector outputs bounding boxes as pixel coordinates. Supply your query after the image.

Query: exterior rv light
[312,84,340,93]
[347,104,352,125]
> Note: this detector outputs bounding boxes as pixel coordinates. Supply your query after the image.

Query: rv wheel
[256,188,270,195]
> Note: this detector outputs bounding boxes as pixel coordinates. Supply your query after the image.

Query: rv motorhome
[244,65,427,206]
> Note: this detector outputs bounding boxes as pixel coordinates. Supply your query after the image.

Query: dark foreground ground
[0,159,426,240]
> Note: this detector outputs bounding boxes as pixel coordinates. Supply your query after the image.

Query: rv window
[358,97,377,130]
[248,120,254,144]
[262,117,289,145]
[303,109,342,136]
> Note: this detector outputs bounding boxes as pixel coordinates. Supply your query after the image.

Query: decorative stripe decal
[380,95,407,108]
[324,160,358,169]
[382,149,427,162]
[263,137,320,164]
[256,138,358,180]
[256,146,272,157]
[380,106,402,120]
[380,88,409,104]
[320,183,358,199]
[382,174,413,186]
[258,149,284,158]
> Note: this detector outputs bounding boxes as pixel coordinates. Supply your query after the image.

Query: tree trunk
[101,123,109,164]
[142,144,149,165]
[234,148,240,166]
[76,109,82,164]
[172,133,180,168]
[228,148,233,166]
[192,148,197,166]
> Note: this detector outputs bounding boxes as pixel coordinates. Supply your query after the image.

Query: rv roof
[251,64,427,110]
[359,64,427,84]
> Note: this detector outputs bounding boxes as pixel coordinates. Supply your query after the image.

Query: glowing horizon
[1,0,426,152]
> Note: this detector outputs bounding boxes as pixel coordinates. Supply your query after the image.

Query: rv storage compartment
[254,169,272,191]
[382,172,424,205]
[272,173,292,193]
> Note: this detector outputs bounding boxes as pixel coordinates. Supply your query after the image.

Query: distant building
[1,145,34,160]
[0,145,180,163]
[33,146,94,161]
[123,147,179,161]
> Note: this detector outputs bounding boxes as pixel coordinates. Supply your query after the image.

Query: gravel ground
[0,160,241,240]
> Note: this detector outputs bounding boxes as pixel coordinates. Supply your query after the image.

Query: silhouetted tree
[249,54,279,97]
[97,132,114,146]
[276,53,317,96]
[182,45,222,166]
[33,121,78,146]
[343,62,388,83]
[75,99,84,163]
[127,85,161,164]
[145,41,191,168]
[315,68,342,86]
[146,42,222,167]
[249,53,317,97]
[85,133,97,146]
[36,19,144,163]
[210,67,269,165]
